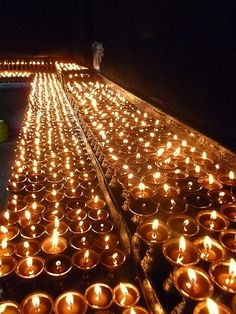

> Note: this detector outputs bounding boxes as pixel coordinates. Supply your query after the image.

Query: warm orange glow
[25,210,31,221]
[94,284,102,299]
[183,219,189,232]
[202,151,207,159]
[210,210,217,220]
[0,226,8,234]
[206,298,219,314]
[195,165,200,173]
[32,296,40,310]
[186,268,197,289]
[66,293,74,309]
[163,184,169,193]
[138,182,145,191]
[26,257,33,269]
[94,195,99,203]
[203,236,212,251]
[1,238,7,250]
[229,171,235,180]
[112,252,118,266]
[52,229,59,249]
[208,174,214,185]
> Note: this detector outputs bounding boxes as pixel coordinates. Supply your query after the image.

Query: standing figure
[92,41,104,71]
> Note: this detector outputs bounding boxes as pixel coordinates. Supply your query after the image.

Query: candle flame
[229,258,236,279]
[32,296,40,310]
[94,284,102,298]
[0,304,6,313]
[66,293,74,308]
[183,219,189,232]
[153,172,160,180]
[0,226,8,234]
[84,249,90,260]
[1,238,7,250]
[52,229,59,249]
[206,298,219,314]
[202,151,207,159]
[195,165,200,173]
[130,308,136,314]
[209,174,214,185]
[136,153,141,159]
[163,183,169,193]
[204,236,212,251]
[26,257,33,268]
[112,252,118,266]
[138,182,145,191]
[173,147,181,156]
[229,171,235,180]
[188,268,197,284]
[24,241,30,249]
[4,211,10,220]
[120,283,129,295]
[52,189,57,196]
[54,217,59,229]
[25,210,31,221]
[32,202,37,210]
[94,195,99,203]
[128,173,134,180]
[157,148,164,156]
[210,210,217,220]
[179,236,186,253]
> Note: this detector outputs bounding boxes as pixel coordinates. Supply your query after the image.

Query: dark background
[0,0,235,151]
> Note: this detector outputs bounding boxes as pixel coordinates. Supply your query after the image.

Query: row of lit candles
[0,72,152,313]
[65,75,236,312]
[0,282,148,313]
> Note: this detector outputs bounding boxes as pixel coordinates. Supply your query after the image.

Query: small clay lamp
[190,165,207,179]
[194,236,226,263]
[220,202,236,224]
[173,266,214,301]
[18,210,41,227]
[113,283,140,308]
[86,195,106,210]
[0,238,14,256]
[45,182,64,193]
[167,214,199,238]
[0,210,18,226]
[218,171,236,188]
[179,179,202,194]
[0,256,17,278]
[42,229,67,255]
[7,199,28,213]
[199,174,223,191]
[208,189,234,205]
[72,249,100,271]
[47,172,64,183]
[26,202,45,215]
[45,218,68,236]
[21,292,54,314]
[15,239,41,258]
[21,223,45,239]
[92,220,113,235]
[16,256,44,279]
[143,171,166,186]
[25,183,44,194]
[196,210,229,233]
[54,291,87,314]
[95,234,119,250]
[7,181,25,194]
[85,283,113,310]
[43,208,64,223]
[163,236,200,267]
[101,248,126,272]
[166,169,189,185]
[63,178,80,190]
[69,220,91,235]
[219,229,236,254]
[156,183,180,198]
[0,301,21,314]
[159,197,188,215]
[157,158,178,172]
[69,234,94,250]
[193,298,233,314]
[193,152,213,167]
[88,208,109,221]
[0,225,19,241]
[66,209,87,222]
[44,254,72,277]
[209,258,236,294]
[186,192,212,211]
[137,218,171,246]
[45,189,64,203]
[64,188,82,199]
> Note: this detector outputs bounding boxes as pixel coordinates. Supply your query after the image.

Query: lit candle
[173,266,214,300]
[85,283,113,309]
[16,256,44,279]
[193,298,233,314]
[113,283,140,307]
[42,229,67,254]
[0,238,14,256]
[21,292,54,314]
[72,249,100,270]
[194,236,226,263]
[0,301,20,314]
[210,258,236,293]
[196,210,229,233]
[54,291,87,314]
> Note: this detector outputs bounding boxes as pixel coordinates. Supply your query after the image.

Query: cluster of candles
[55,62,87,72]
[0,71,31,78]
[0,71,149,313]
[0,282,148,314]
[0,59,53,71]
[66,73,236,313]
